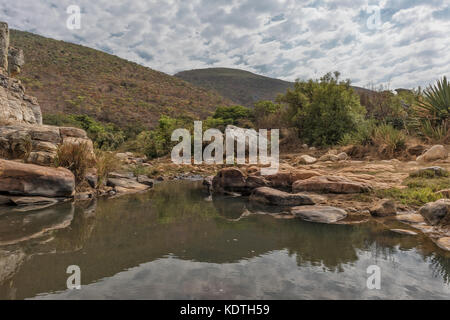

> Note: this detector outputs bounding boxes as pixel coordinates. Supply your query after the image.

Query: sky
[0,0,449,89]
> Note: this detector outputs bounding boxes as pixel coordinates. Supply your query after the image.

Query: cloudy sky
[0,0,449,89]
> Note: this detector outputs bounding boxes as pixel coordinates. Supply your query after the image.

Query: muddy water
[0,180,449,300]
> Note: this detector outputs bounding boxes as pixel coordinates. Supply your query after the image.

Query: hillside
[9,30,232,129]
[175,68,293,108]
[176,67,375,108]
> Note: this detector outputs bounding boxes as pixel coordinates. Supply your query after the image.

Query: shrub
[54,142,95,184]
[339,120,376,146]
[278,72,366,146]
[212,105,253,127]
[372,124,406,158]
[95,150,120,188]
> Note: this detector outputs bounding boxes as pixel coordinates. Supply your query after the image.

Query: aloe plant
[416,76,450,123]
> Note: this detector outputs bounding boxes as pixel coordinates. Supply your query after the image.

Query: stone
[0,159,75,197]
[436,237,450,252]
[319,154,339,162]
[59,127,87,138]
[27,151,54,166]
[390,229,418,236]
[115,153,129,160]
[7,46,24,76]
[370,199,397,217]
[297,155,317,165]
[137,175,154,187]
[9,196,59,207]
[396,214,426,224]
[407,145,427,157]
[337,152,348,161]
[0,22,9,73]
[245,175,269,189]
[290,169,321,182]
[410,166,448,178]
[250,187,315,206]
[108,172,135,180]
[419,199,450,226]
[107,177,150,191]
[291,206,347,224]
[212,168,247,193]
[417,145,448,163]
[85,170,98,189]
[292,175,371,194]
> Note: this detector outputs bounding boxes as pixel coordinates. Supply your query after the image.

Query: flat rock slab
[107,177,150,191]
[250,187,315,206]
[292,175,371,194]
[436,237,450,252]
[291,205,347,224]
[396,214,426,224]
[390,229,418,236]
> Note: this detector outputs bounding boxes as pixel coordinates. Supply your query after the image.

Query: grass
[374,176,449,207]
[54,142,95,184]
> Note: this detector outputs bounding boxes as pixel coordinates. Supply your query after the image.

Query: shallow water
[0,180,449,300]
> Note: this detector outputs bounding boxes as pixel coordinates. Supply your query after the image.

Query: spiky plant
[416,76,450,124]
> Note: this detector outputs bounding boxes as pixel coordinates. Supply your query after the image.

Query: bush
[278,72,366,146]
[212,105,253,127]
[95,150,120,188]
[372,124,406,158]
[54,142,95,184]
[339,120,376,146]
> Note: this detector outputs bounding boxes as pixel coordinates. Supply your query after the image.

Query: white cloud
[0,0,448,89]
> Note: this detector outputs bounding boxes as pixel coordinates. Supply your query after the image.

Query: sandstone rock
[291,206,347,224]
[27,151,54,166]
[0,159,75,197]
[297,155,317,165]
[85,169,98,189]
[108,172,136,180]
[265,171,292,188]
[59,127,87,139]
[291,169,321,182]
[436,237,450,252]
[407,145,427,157]
[107,177,150,191]
[7,46,24,76]
[292,175,371,194]
[410,166,448,178]
[9,196,59,207]
[390,229,418,236]
[337,152,348,161]
[250,187,315,206]
[370,199,397,217]
[137,175,154,187]
[417,145,448,163]
[396,214,426,224]
[419,199,450,225]
[319,154,339,162]
[212,168,247,193]
[245,175,269,189]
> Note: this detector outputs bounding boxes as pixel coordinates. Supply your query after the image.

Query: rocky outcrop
[292,175,372,194]
[419,199,450,226]
[417,145,448,163]
[0,159,75,198]
[0,22,8,74]
[7,46,24,76]
[0,124,93,165]
[291,206,347,224]
[370,199,397,217]
[249,187,315,206]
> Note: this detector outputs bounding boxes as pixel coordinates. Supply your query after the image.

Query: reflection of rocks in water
[0,249,25,283]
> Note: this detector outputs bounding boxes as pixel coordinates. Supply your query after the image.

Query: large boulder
[212,168,248,194]
[291,206,347,224]
[370,199,397,217]
[0,159,75,197]
[292,175,371,194]
[250,187,315,206]
[417,145,448,163]
[419,199,450,226]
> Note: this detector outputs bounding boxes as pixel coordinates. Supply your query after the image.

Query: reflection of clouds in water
[36,248,450,300]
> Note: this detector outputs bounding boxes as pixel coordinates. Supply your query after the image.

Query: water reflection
[0,181,449,299]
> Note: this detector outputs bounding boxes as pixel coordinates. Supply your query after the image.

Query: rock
[27,151,54,166]
[437,189,450,198]
[107,177,150,191]
[85,170,98,189]
[108,172,136,180]
[265,171,292,188]
[137,175,154,187]
[250,187,315,206]
[417,145,448,163]
[337,152,348,161]
[7,46,24,76]
[436,237,450,252]
[407,145,427,157]
[419,199,450,225]
[370,199,397,217]
[301,144,308,149]
[212,168,247,193]
[0,159,75,197]
[9,196,59,207]
[291,206,347,224]
[0,22,9,73]
[59,127,87,139]
[291,169,321,182]
[156,176,165,182]
[410,166,448,178]
[0,195,12,205]
[396,214,426,224]
[292,175,371,194]
[297,155,317,165]
[115,153,129,160]
[319,154,339,162]
[390,229,418,236]
[245,175,269,189]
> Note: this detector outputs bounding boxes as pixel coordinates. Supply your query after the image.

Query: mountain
[175,67,374,108]
[175,68,293,108]
[9,30,232,129]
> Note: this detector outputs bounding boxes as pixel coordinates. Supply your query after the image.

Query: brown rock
[436,237,450,252]
[419,199,450,226]
[370,199,397,217]
[250,187,315,206]
[212,168,247,193]
[292,175,371,194]
[417,145,448,163]
[0,159,75,197]
[291,206,347,224]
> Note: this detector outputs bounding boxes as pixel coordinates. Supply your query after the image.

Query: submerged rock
[370,199,397,217]
[291,206,347,224]
[292,175,371,194]
[419,199,450,226]
[250,187,315,206]
[0,159,75,198]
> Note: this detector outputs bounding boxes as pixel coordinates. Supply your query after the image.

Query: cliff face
[0,21,42,125]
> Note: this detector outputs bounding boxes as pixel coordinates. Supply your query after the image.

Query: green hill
[175,68,294,107]
[175,67,374,108]
[9,30,232,129]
